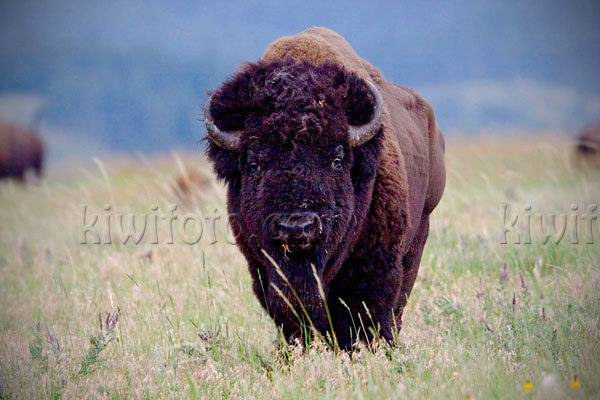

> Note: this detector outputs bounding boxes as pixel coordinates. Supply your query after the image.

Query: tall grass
[0,137,598,399]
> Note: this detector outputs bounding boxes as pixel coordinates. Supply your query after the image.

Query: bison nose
[272,212,322,247]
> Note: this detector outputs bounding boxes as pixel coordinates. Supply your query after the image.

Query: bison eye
[247,161,261,176]
[332,157,343,172]
[332,145,344,172]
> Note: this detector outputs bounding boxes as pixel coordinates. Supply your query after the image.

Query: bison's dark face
[240,126,351,258]
[205,60,383,335]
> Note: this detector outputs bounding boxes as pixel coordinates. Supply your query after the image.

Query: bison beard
[204,28,445,349]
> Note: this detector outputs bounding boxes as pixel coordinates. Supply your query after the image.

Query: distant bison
[575,124,600,168]
[204,27,445,348]
[0,118,44,181]
[171,171,209,202]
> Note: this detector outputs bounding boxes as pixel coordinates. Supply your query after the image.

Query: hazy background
[1,0,599,163]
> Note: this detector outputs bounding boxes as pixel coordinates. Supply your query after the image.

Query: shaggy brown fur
[205,27,445,348]
[575,124,600,169]
[0,118,44,181]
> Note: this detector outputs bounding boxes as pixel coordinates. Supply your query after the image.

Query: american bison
[171,171,209,202]
[575,124,600,169]
[0,118,44,181]
[204,27,446,349]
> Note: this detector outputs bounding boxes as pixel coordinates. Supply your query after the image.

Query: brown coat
[0,118,44,180]
[575,124,600,169]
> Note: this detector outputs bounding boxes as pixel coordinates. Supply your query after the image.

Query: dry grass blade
[310,263,338,352]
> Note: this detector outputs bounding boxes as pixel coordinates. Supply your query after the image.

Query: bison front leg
[329,253,404,349]
[330,216,431,349]
[395,215,430,330]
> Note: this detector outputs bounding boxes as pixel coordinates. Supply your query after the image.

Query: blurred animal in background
[171,171,209,203]
[204,27,445,349]
[0,118,44,181]
[574,124,600,169]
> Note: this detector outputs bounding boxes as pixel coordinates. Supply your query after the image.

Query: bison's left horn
[348,80,384,147]
[204,95,242,151]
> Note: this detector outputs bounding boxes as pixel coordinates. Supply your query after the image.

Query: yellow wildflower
[523,381,533,391]
[571,375,579,389]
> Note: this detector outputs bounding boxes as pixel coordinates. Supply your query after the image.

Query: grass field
[0,136,599,399]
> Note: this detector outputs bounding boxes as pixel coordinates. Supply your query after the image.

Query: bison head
[205,60,383,338]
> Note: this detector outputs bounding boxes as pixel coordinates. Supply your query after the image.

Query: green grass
[0,136,598,399]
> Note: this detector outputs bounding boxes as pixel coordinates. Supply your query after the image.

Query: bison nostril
[280,222,305,236]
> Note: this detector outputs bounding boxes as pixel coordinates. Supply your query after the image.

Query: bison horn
[203,95,243,151]
[348,80,384,147]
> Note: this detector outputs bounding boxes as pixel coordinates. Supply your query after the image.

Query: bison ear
[205,65,258,184]
[344,75,377,127]
[208,70,255,133]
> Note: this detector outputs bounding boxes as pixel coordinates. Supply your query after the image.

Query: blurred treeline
[0,46,226,153]
[0,0,599,158]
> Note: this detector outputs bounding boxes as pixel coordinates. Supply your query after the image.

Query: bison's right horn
[204,95,242,151]
[348,80,384,147]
